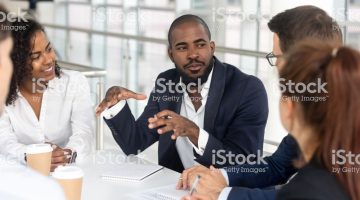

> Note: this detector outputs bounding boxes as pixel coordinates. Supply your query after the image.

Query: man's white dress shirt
[103,68,214,169]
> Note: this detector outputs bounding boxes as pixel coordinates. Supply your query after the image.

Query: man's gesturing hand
[95,86,147,116]
[148,110,200,144]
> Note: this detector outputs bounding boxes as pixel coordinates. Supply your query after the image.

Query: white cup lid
[52,166,84,179]
[26,144,53,154]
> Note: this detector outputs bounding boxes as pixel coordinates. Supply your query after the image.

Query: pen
[189,175,201,195]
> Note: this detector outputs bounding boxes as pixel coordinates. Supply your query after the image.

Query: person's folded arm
[226,135,299,188]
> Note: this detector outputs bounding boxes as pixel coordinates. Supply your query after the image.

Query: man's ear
[287,99,296,117]
[168,47,174,63]
[285,99,297,132]
[280,97,296,133]
[210,41,215,54]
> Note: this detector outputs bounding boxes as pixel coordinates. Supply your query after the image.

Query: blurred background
[3,0,360,162]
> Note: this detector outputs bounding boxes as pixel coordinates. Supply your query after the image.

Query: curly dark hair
[6,18,61,105]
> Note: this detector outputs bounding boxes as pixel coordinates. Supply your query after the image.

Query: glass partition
[37,0,351,152]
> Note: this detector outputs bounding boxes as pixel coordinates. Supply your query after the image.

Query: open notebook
[101,163,163,182]
[129,185,189,200]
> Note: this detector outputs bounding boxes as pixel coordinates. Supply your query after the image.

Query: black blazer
[104,57,268,172]
[277,157,350,200]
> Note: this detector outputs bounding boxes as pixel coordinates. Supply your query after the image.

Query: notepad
[129,185,189,200]
[101,163,163,182]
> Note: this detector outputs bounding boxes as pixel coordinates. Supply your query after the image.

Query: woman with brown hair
[276,41,360,199]
[181,41,359,200]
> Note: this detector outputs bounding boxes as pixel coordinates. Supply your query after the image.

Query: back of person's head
[0,4,13,115]
[167,14,211,47]
[268,5,343,53]
[0,4,11,41]
[280,41,360,199]
[7,18,61,105]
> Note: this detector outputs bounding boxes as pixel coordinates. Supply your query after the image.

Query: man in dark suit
[96,15,268,173]
[179,5,343,200]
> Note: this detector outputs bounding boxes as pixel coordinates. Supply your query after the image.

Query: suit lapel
[204,57,226,134]
[159,59,225,170]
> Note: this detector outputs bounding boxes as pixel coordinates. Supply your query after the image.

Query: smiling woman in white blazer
[0,5,66,200]
[0,17,95,170]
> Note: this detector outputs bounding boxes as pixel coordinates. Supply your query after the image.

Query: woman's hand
[50,145,72,171]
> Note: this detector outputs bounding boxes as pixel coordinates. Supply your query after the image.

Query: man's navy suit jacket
[104,57,269,172]
[226,134,299,200]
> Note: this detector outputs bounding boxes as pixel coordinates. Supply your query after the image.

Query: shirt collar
[203,65,213,90]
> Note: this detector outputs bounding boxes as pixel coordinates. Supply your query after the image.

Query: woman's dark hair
[280,41,360,199]
[6,18,61,105]
[0,4,11,41]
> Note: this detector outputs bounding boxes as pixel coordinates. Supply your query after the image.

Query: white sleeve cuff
[188,129,209,156]
[220,168,230,185]
[102,100,126,119]
[218,187,232,200]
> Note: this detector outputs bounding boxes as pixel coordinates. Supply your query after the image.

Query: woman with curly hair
[0,5,66,200]
[0,17,95,171]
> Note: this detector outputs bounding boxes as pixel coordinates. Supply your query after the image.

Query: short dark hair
[0,4,11,41]
[268,5,343,53]
[167,14,211,47]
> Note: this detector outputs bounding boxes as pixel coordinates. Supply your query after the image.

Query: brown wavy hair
[6,18,61,105]
[280,41,360,199]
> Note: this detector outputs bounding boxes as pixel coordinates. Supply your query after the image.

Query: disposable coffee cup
[52,166,84,200]
[26,143,53,176]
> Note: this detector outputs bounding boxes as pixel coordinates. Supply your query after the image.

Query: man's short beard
[177,57,214,86]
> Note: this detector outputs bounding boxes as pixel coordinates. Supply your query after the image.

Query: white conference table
[76,149,181,200]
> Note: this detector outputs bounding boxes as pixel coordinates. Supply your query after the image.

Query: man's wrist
[188,126,200,146]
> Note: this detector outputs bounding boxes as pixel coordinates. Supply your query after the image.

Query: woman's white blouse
[0,70,95,163]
